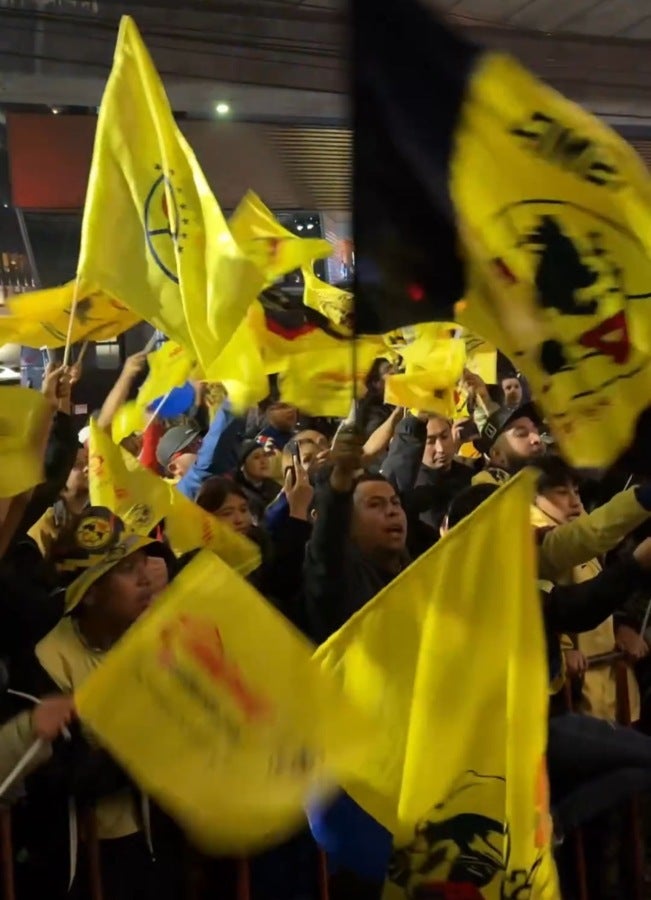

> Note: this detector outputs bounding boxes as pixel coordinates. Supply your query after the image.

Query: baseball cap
[51,506,159,612]
[475,402,542,455]
[156,425,201,469]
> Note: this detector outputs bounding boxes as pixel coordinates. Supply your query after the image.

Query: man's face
[351,480,407,556]
[536,482,583,524]
[266,402,298,433]
[501,378,522,409]
[490,417,544,470]
[423,417,455,470]
[168,451,198,479]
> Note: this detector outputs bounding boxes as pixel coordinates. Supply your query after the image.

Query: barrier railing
[562,650,645,900]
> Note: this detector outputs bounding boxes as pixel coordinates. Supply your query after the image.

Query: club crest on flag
[387,770,548,900]
[144,164,188,284]
[127,503,155,532]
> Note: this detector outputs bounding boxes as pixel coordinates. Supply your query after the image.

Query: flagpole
[62,276,81,368]
[142,330,159,355]
[143,389,172,433]
[76,340,90,367]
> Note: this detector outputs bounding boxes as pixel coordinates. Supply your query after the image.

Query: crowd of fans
[2,349,651,900]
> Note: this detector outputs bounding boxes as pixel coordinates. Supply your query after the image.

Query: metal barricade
[561,650,646,900]
[0,805,331,900]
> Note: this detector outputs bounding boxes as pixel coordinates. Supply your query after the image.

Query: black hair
[532,455,579,495]
[196,476,248,514]
[446,484,498,529]
[365,357,390,394]
[352,472,392,490]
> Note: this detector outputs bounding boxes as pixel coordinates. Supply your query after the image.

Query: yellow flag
[89,420,169,534]
[137,341,195,409]
[0,387,50,497]
[279,338,383,417]
[302,267,353,337]
[0,280,139,348]
[76,550,377,852]
[231,192,332,286]
[460,326,498,384]
[89,420,260,575]
[78,16,263,373]
[384,338,465,416]
[111,401,145,445]
[451,52,651,467]
[316,473,558,899]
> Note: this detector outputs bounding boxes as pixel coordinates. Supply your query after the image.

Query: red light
[407,283,425,302]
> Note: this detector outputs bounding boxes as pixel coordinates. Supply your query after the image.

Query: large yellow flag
[88,420,260,575]
[0,280,139,348]
[78,16,263,373]
[0,387,50,497]
[316,473,558,899]
[76,550,377,851]
[450,53,651,467]
[230,192,332,286]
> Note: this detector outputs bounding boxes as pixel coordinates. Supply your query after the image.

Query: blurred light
[215,102,230,116]
[296,224,304,231]
[51,106,61,115]
[306,223,314,230]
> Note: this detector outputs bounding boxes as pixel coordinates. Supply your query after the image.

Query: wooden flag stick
[62,277,82,368]
[76,341,90,367]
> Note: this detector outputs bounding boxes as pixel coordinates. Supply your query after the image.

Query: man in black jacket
[303,427,408,643]
[382,414,475,535]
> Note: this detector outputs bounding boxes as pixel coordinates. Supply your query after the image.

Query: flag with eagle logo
[355,0,651,467]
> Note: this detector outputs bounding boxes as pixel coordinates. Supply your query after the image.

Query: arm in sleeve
[176,403,245,500]
[380,415,426,493]
[539,487,651,581]
[138,418,165,473]
[543,557,648,634]
[303,483,355,641]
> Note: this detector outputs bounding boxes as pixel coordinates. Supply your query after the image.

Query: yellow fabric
[384,338,465,416]
[460,327,498,384]
[531,504,641,722]
[0,387,49,498]
[302,266,353,336]
[230,192,331,286]
[316,472,558,898]
[453,51,651,468]
[137,341,195,409]
[111,401,145,445]
[278,338,384,417]
[37,617,139,840]
[89,420,260,576]
[27,507,58,556]
[78,16,262,373]
[75,550,377,852]
[0,280,139,348]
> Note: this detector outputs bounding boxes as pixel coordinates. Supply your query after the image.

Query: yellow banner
[0,280,139,348]
[76,550,377,852]
[454,51,651,467]
[316,473,558,898]
[78,16,263,373]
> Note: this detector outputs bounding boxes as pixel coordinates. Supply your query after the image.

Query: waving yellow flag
[316,473,558,899]
[76,550,377,852]
[89,420,260,575]
[0,280,139,348]
[231,192,332,286]
[78,16,263,372]
[0,387,50,497]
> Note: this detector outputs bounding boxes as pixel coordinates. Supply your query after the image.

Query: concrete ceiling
[440,0,651,40]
